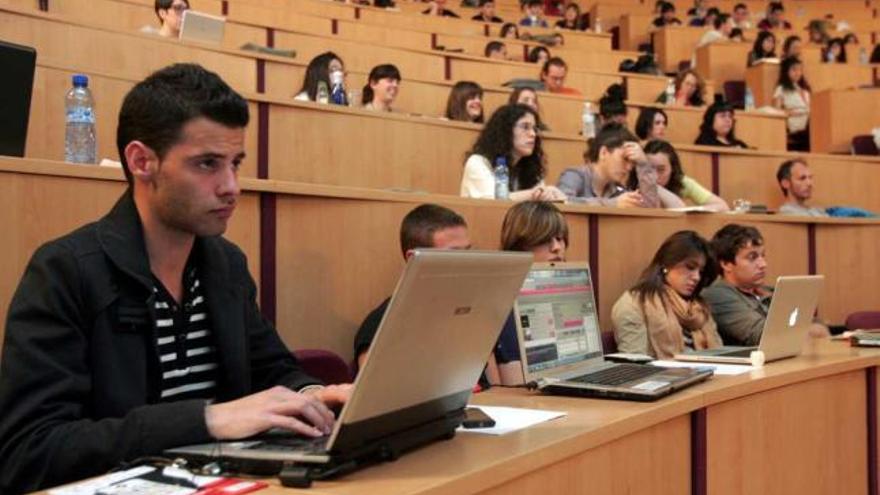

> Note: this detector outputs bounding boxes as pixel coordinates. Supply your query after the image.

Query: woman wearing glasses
[147,0,190,38]
[460,104,566,202]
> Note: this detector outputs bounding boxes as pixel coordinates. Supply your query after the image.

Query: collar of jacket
[95,189,233,292]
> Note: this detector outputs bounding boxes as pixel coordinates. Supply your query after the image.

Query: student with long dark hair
[628,140,729,210]
[635,107,668,141]
[295,52,346,102]
[781,35,802,59]
[695,101,748,148]
[656,68,706,107]
[748,31,776,66]
[460,104,566,201]
[555,2,583,30]
[361,64,401,112]
[773,56,811,151]
[612,231,723,359]
[824,37,847,63]
[598,83,628,126]
[445,81,484,123]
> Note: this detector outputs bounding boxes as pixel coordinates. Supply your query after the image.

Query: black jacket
[0,192,319,493]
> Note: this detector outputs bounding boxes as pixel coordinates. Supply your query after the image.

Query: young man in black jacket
[0,63,351,493]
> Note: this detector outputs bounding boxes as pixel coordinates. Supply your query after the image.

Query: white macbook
[674,275,824,364]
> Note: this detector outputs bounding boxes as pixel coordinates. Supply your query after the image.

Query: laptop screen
[0,41,36,157]
[517,266,603,375]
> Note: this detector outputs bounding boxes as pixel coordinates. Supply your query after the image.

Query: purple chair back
[601,331,618,354]
[293,349,352,385]
[851,135,879,156]
[846,311,880,330]
[723,81,746,109]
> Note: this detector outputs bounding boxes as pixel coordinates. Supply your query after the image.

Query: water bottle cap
[495,156,507,166]
[72,74,89,87]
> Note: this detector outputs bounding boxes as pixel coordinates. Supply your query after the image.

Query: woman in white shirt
[460,104,566,201]
[773,56,811,151]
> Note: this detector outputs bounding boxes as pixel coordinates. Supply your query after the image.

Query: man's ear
[780,178,791,196]
[124,141,159,184]
[718,259,734,275]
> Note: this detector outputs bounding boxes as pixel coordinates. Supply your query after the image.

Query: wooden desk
[619,13,653,51]
[695,42,750,88]
[653,25,711,73]
[811,88,880,153]
[42,340,880,495]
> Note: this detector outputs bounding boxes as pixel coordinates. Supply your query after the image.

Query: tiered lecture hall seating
[4,0,880,493]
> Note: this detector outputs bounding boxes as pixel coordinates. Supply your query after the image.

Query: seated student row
[351,200,831,387]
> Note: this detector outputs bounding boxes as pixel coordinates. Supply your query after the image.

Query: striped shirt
[153,266,219,402]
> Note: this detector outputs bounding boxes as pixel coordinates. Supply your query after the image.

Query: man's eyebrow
[186,151,246,162]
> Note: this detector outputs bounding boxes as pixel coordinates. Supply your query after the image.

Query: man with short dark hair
[519,0,548,27]
[539,57,582,96]
[484,40,508,59]
[776,159,828,217]
[758,2,791,30]
[472,0,504,23]
[423,0,460,17]
[703,224,827,345]
[0,64,350,493]
[732,3,752,29]
[557,123,684,208]
[353,204,471,369]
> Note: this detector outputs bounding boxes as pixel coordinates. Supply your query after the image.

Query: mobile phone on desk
[462,407,496,429]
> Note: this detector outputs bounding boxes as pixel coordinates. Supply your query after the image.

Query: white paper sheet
[651,359,754,375]
[458,405,566,435]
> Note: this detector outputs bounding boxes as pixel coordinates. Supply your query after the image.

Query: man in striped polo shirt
[0,64,351,493]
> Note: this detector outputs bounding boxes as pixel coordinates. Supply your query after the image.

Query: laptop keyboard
[570,364,664,386]
[246,433,328,453]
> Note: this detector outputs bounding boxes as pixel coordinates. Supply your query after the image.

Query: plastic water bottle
[330,70,347,105]
[581,102,596,139]
[594,17,603,33]
[665,78,676,104]
[744,87,755,111]
[64,74,96,164]
[316,81,329,104]
[860,47,869,65]
[493,157,510,200]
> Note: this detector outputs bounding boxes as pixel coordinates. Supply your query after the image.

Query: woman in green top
[629,140,729,211]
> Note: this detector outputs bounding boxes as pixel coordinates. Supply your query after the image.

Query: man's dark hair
[154,0,189,21]
[526,0,542,7]
[599,83,627,120]
[711,224,764,266]
[116,63,249,185]
[588,122,638,163]
[478,0,494,6]
[660,1,676,14]
[768,1,784,13]
[734,2,747,11]
[776,158,807,196]
[399,204,467,256]
[541,56,567,75]
[713,13,730,29]
[484,40,506,57]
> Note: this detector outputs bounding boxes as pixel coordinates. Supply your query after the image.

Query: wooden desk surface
[811,87,880,154]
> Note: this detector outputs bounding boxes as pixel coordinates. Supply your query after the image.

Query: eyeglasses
[514,122,540,134]
[168,3,189,13]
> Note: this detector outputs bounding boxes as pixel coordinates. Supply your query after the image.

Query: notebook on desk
[674,275,824,364]
[179,10,226,45]
[515,263,713,402]
[167,249,533,481]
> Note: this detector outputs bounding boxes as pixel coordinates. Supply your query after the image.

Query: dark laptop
[167,249,533,486]
[0,40,36,157]
[515,263,713,402]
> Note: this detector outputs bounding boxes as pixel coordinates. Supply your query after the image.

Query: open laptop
[515,263,713,402]
[0,40,36,157]
[179,10,226,45]
[674,275,824,364]
[167,249,533,480]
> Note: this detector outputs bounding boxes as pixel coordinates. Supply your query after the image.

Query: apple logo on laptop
[788,307,799,327]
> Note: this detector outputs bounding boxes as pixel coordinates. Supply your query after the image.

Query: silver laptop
[516,263,713,402]
[167,249,532,476]
[179,10,226,45]
[674,275,824,364]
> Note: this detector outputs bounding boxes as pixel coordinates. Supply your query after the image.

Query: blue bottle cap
[72,74,89,87]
